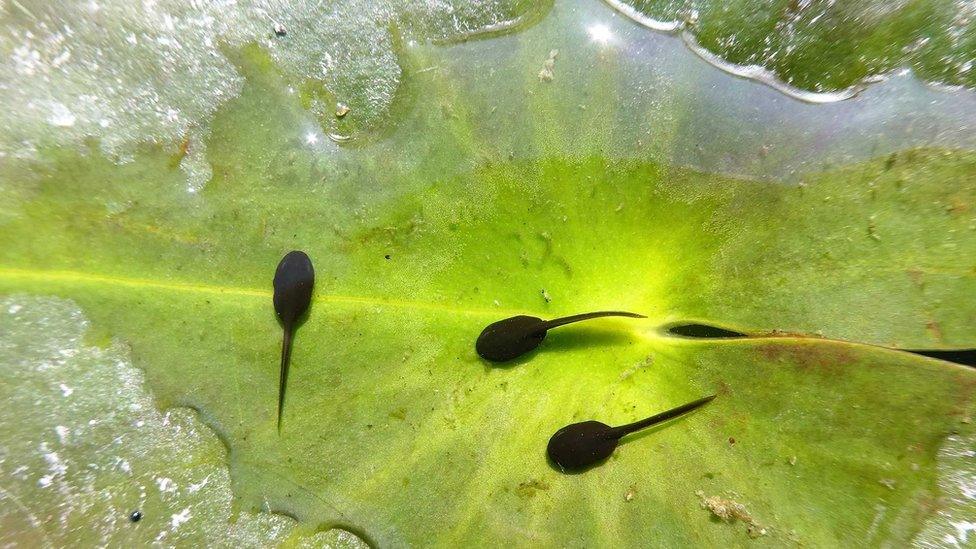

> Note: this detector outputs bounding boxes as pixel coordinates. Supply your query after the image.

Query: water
[0,294,368,548]
[0,0,540,189]
[417,0,976,181]
[913,433,976,547]
[2,0,975,192]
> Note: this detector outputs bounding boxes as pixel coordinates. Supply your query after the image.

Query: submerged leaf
[609,0,976,93]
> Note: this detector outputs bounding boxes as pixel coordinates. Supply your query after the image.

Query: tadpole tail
[277,327,293,435]
[542,311,646,330]
[607,394,716,439]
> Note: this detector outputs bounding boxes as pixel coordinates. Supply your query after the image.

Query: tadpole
[547,394,716,473]
[273,250,314,433]
[476,311,646,362]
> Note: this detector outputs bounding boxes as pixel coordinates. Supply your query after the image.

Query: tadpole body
[547,395,716,473]
[476,311,645,362]
[273,250,314,433]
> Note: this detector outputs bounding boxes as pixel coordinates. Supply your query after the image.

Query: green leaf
[2,0,976,547]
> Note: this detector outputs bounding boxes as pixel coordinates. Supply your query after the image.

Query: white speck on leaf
[171,507,192,529]
[953,521,976,543]
[156,477,177,494]
[55,425,70,444]
[188,475,211,493]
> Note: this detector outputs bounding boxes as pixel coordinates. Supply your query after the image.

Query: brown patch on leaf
[906,268,925,288]
[946,198,969,215]
[516,479,550,499]
[715,380,732,396]
[914,493,948,517]
[884,152,897,170]
[756,328,825,339]
[389,408,407,420]
[168,134,191,169]
[926,320,944,343]
[867,216,881,241]
[756,343,852,375]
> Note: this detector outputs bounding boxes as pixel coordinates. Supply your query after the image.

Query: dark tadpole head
[273,250,314,325]
[475,315,548,362]
[547,395,716,473]
[546,420,617,473]
[476,311,645,363]
[273,250,313,434]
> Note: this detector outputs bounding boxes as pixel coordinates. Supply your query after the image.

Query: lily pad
[1,0,976,547]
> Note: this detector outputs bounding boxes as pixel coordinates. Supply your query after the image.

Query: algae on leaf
[1,0,976,546]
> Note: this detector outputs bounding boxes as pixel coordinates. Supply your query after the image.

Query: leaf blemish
[272,250,314,434]
[884,153,896,170]
[619,355,654,381]
[538,49,558,82]
[389,408,407,421]
[476,311,646,363]
[696,491,766,537]
[516,479,550,499]
[546,395,716,473]
[757,343,852,374]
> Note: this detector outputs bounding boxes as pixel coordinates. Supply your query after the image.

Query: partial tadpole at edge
[663,321,976,367]
[476,311,646,362]
[273,250,314,434]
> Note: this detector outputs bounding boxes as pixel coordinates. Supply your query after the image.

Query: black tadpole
[547,395,716,473]
[273,250,314,434]
[475,311,646,362]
